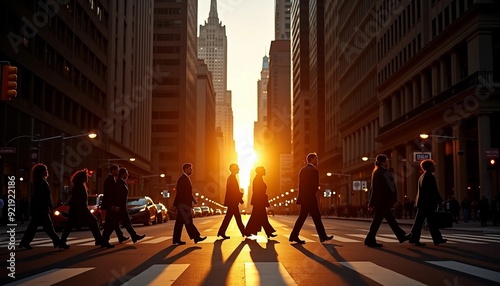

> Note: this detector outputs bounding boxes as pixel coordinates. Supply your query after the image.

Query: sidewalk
[324,216,500,233]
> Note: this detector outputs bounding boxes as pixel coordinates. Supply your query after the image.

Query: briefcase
[434,210,453,228]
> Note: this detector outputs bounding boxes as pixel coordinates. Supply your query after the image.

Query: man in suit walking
[289,153,333,244]
[364,154,411,247]
[409,159,447,246]
[101,168,145,247]
[217,163,250,239]
[101,164,129,243]
[172,163,206,244]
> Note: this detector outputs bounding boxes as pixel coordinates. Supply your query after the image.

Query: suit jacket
[100,174,116,210]
[224,173,243,206]
[114,178,129,209]
[296,164,319,206]
[368,167,397,209]
[251,175,269,207]
[415,171,443,210]
[30,178,54,215]
[173,174,195,207]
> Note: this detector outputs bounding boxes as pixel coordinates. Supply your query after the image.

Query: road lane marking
[444,233,500,243]
[340,262,426,286]
[284,235,315,242]
[245,262,297,286]
[5,268,94,286]
[347,234,399,243]
[122,264,189,286]
[37,238,95,247]
[144,236,172,244]
[311,234,358,242]
[423,235,486,244]
[426,261,500,283]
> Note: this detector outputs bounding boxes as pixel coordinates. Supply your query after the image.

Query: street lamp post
[33,132,97,199]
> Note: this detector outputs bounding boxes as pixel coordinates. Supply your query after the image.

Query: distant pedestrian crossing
[7,260,500,285]
[3,232,500,248]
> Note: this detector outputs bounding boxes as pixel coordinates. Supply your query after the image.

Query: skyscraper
[198,0,236,172]
[275,0,292,39]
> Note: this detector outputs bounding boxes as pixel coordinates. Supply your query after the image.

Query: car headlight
[90,209,95,214]
[54,210,61,216]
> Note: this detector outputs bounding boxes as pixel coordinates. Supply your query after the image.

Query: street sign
[353,181,361,191]
[485,148,499,158]
[361,181,367,190]
[0,147,16,154]
[413,152,431,162]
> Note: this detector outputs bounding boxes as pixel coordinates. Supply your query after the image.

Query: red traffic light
[1,65,18,100]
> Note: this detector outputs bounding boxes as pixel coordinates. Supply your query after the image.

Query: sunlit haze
[198,0,274,189]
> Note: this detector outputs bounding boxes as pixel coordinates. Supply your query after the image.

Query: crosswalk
[7,260,500,285]
[3,232,500,248]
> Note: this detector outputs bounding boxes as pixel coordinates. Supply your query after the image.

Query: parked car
[200,206,211,216]
[127,196,158,226]
[155,203,168,224]
[192,207,202,218]
[214,209,222,215]
[52,194,106,230]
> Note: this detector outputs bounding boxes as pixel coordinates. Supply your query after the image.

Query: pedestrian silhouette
[217,163,251,239]
[59,169,105,249]
[364,154,411,247]
[101,164,129,243]
[19,163,61,249]
[245,166,277,238]
[171,163,206,244]
[289,153,333,244]
[409,159,447,246]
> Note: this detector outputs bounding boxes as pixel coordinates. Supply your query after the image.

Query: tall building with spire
[198,0,236,173]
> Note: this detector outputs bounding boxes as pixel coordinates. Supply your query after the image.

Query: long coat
[415,171,443,211]
[296,164,319,206]
[100,174,116,211]
[368,166,397,210]
[223,173,243,207]
[251,175,269,207]
[30,178,54,216]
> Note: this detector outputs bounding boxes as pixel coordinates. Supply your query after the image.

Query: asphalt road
[1,215,500,285]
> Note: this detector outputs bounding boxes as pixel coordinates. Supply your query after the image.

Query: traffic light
[1,65,18,100]
[488,159,497,170]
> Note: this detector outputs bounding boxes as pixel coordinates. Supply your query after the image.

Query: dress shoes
[132,234,146,243]
[434,239,448,245]
[410,241,426,247]
[19,243,33,250]
[118,236,130,243]
[218,234,230,239]
[53,240,60,248]
[289,237,306,244]
[194,236,207,244]
[364,241,383,247]
[267,233,278,239]
[173,240,186,245]
[101,242,115,249]
[320,235,334,243]
[399,233,412,243]
[59,243,70,250]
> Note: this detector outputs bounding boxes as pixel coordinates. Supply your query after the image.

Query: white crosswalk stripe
[245,262,297,286]
[311,233,358,242]
[426,261,500,283]
[8,261,499,285]
[445,233,500,243]
[121,264,189,286]
[4,268,94,286]
[347,234,399,242]
[340,262,426,286]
